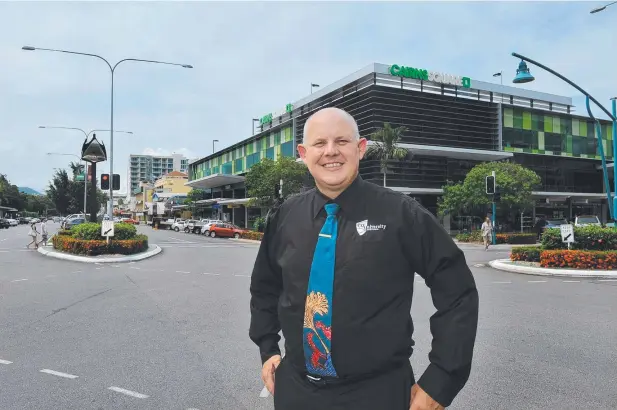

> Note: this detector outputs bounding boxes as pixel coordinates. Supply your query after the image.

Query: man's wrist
[417,363,467,408]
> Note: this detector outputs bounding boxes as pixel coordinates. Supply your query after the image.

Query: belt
[305,362,406,387]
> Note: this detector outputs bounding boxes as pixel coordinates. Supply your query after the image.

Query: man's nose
[324,141,339,156]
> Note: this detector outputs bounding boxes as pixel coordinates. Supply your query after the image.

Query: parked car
[207,223,246,239]
[575,215,601,227]
[6,218,19,227]
[120,218,139,225]
[200,220,223,236]
[66,218,86,229]
[171,219,186,232]
[0,218,10,229]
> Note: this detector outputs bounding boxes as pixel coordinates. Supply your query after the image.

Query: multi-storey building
[128,153,189,194]
[187,62,614,229]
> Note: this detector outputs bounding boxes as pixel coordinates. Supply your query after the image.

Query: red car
[208,223,246,239]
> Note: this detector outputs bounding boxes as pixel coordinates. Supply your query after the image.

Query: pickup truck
[186,218,218,234]
[152,217,184,230]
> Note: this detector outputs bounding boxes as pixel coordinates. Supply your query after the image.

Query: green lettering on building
[389,64,471,89]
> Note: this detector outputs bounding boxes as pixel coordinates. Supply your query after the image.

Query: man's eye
[337,140,349,145]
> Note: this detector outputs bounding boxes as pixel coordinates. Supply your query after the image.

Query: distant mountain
[18,187,42,196]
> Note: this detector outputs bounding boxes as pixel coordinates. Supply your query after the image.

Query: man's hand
[410,384,445,410]
[261,355,282,395]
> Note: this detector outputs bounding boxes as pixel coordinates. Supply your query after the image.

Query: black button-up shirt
[249,176,479,407]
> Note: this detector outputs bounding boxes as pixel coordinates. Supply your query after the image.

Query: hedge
[52,234,148,256]
[540,250,617,270]
[241,231,264,241]
[541,226,617,251]
[71,222,137,240]
[456,231,536,245]
[510,246,541,262]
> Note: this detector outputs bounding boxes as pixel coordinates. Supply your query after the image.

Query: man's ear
[297,144,307,160]
[358,138,368,159]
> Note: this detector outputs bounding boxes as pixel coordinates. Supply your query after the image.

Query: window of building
[544,132,563,154]
[266,147,274,160]
[235,158,244,173]
[531,113,543,131]
[222,162,233,175]
[512,108,523,129]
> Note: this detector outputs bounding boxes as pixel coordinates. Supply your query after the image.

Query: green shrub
[541,226,617,251]
[114,223,137,240]
[241,230,264,241]
[510,246,541,262]
[456,231,536,245]
[53,234,148,256]
[70,222,137,241]
[456,231,482,242]
[56,229,73,236]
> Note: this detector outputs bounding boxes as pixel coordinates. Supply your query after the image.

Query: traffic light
[101,174,110,190]
[112,174,120,190]
[485,175,495,194]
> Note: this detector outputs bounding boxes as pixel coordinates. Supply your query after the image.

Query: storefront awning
[186,174,245,189]
[216,198,255,205]
[388,187,444,195]
[367,141,513,161]
[532,191,609,200]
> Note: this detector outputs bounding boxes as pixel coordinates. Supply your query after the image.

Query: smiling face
[297,108,367,198]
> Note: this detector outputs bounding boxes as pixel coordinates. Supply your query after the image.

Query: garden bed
[52,222,149,256]
[456,231,536,245]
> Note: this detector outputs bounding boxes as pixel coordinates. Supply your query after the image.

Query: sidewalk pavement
[37,244,162,263]
[489,259,617,278]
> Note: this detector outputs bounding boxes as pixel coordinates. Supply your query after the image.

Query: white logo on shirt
[356,220,386,236]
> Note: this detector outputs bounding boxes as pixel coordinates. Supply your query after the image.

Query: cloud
[1,1,615,193]
[141,147,197,159]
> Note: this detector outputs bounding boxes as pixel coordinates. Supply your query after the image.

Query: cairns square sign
[389,64,471,89]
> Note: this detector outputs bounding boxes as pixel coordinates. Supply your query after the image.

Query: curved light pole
[39,126,134,138]
[590,1,617,13]
[47,152,87,214]
[511,52,617,222]
[23,45,193,217]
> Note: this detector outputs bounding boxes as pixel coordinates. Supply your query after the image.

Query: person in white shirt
[27,222,39,249]
[38,219,48,247]
[481,216,493,250]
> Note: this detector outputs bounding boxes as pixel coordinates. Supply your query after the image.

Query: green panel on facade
[572,119,580,136]
[522,112,531,130]
[566,135,573,152]
[538,131,545,150]
[504,108,514,128]
[544,116,553,133]
[552,117,560,134]
[579,121,587,137]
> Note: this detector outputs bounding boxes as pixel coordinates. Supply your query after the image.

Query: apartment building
[128,153,189,194]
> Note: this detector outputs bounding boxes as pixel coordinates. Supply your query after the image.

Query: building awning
[0,206,18,211]
[532,191,609,200]
[388,187,444,195]
[216,197,255,205]
[186,174,245,189]
[195,199,218,205]
[367,141,513,161]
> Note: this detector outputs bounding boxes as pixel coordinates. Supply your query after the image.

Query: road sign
[560,224,574,244]
[101,220,115,237]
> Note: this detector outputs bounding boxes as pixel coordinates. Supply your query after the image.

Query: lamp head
[590,6,606,13]
[182,64,193,69]
[22,46,35,51]
[512,60,535,84]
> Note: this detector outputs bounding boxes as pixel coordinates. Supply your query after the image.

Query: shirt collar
[312,175,365,219]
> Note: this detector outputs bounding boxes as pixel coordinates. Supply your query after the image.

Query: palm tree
[68,161,84,177]
[364,123,411,187]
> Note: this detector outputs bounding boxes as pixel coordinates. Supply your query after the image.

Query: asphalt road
[1,223,616,409]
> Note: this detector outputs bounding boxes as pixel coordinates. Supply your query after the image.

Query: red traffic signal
[101,174,110,190]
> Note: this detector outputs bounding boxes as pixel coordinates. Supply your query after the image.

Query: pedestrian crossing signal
[112,174,120,191]
[485,175,495,194]
[101,174,110,190]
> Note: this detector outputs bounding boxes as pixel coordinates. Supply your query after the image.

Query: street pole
[23,46,193,218]
[492,170,497,246]
[213,139,219,154]
[612,97,617,220]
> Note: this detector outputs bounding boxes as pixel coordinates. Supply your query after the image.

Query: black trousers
[273,359,415,410]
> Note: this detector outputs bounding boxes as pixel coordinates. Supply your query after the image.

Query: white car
[6,219,19,227]
[575,215,601,227]
[171,220,186,232]
[201,220,223,235]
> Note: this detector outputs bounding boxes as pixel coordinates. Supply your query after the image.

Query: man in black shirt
[250,107,479,409]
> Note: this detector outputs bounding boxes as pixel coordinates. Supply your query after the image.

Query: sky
[0,0,615,194]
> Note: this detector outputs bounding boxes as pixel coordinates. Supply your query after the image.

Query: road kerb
[37,244,162,263]
[489,259,617,278]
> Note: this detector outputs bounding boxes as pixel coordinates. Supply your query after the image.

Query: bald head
[302,107,360,144]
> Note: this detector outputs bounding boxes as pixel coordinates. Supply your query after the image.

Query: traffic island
[490,225,617,278]
[38,222,162,263]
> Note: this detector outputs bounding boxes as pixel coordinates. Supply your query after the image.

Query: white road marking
[40,369,79,379]
[598,279,617,282]
[259,386,270,398]
[202,272,221,276]
[108,386,149,399]
[563,280,580,283]
[234,274,251,277]
[71,271,82,274]
[0,251,9,253]
[176,271,191,274]
[130,267,141,270]
[0,359,13,365]
[492,281,512,284]
[528,280,547,283]
[11,279,28,282]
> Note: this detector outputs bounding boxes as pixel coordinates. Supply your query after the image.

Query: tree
[46,165,108,216]
[186,189,207,204]
[437,161,541,216]
[0,174,25,210]
[245,156,308,208]
[364,122,411,187]
[69,161,84,178]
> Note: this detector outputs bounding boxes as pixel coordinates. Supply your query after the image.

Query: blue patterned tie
[303,203,339,377]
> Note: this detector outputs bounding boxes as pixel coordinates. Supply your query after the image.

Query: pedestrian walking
[249,107,479,410]
[27,221,39,249]
[38,218,48,247]
[481,216,493,250]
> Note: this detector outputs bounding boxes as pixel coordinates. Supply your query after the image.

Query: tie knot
[324,203,340,216]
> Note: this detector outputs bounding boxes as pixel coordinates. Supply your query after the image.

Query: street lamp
[213,139,219,154]
[47,152,88,214]
[311,83,320,94]
[23,45,193,218]
[492,71,503,85]
[590,1,617,13]
[38,126,133,138]
[511,52,617,221]
[252,118,260,135]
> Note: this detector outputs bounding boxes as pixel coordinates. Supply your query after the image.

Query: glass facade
[503,107,614,160]
[189,125,294,181]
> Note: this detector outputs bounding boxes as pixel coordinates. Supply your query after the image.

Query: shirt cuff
[417,363,466,408]
[259,336,281,365]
